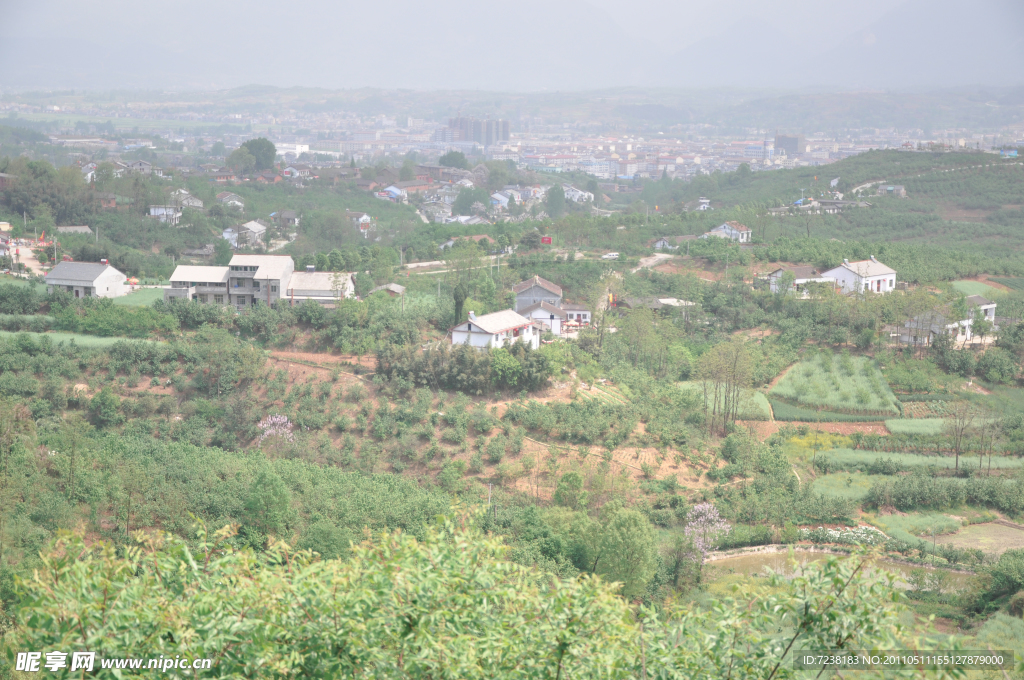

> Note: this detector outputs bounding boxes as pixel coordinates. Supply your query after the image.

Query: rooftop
[513,275,562,296]
[230,254,293,280]
[45,261,118,281]
[770,265,820,279]
[519,301,567,318]
[169,265,229,283]
[370,283,407,295]
[289,271,352,293]
[461,309,532,334]
[835,258,896,277]
[967,294,995,307]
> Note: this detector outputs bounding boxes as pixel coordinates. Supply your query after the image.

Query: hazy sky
[1,0,1021,91]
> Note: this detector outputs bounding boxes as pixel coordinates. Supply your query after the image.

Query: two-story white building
[451,310,539,350]
[822,257,896,295]
[165,255,294,310]
[518,301,567,335]
[45,261,128,298]
[164,265,231,305]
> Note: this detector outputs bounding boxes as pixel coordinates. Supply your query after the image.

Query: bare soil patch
[937,205,994,222]
[741,420,889,440]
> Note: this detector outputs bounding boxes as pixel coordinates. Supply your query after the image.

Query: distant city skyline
[1,0,1021,91]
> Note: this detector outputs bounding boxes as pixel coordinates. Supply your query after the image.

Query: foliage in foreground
[3,517,945,680]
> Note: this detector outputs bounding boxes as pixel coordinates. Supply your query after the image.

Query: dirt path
[632,252,674,273]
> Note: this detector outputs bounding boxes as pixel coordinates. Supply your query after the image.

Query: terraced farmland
[770,351,899,419]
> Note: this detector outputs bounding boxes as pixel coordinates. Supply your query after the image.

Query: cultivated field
[820,448,1024,472]
[951,280,1002,297]
[885,418,945,435]
[770,352,899,417]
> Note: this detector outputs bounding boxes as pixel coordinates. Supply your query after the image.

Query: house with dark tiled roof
[513,275,562,310]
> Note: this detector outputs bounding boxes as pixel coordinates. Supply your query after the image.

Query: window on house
[271,285,277,293]
[214,295,223,304]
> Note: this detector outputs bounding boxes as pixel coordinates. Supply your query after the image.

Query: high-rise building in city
[774,134,806,157]
[446,116,511,145]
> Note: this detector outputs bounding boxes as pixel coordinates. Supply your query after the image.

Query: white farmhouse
[701,221,751,243]
[149,205,182,226]
[518,301,567,335]
[822,256,896,294]
[45,261,127,298]
[766,266,834,294]
[452,310,539,350]
[563,185,594,203]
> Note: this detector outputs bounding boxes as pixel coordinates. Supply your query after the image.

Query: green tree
[213,238,232,265]
[211,141,226,156]
[243,469,291,538]
[89,388,122,428]
[240,137,277,171]
[439,150,468,169]
[546,185,566,218]
[9,517,930,679]
[453,187,492,216]
[491,348,522,387]
[226,146,256,174]
[593,508,657,598]
[553,471,588,510]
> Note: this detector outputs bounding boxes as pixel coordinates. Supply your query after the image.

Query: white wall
[524,309,562,335]
[94,268,127,297]
[823,267,895,294]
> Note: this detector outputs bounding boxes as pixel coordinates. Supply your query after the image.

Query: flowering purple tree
[683,502,731,578]
[258,414,294,443]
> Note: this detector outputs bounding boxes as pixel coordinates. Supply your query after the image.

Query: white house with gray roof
[821,256,896,295]
[45,261,127,298]
[452,309,539,349]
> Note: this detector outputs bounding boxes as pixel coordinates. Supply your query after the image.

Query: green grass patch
[679,382,771,421]
[972,614,1024,661]
[951,280,1001,297]
[112,287,165,306]
[770,351,899,415]
[820,448,1024,472]
[770,399,887,422]
[0,330,164,348]
[962,384,1024,417]
[988,277,1024,291]
[866,512,963,545]
[886,418,944,435]
[811,472,880,501]
[0,276,43,291]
